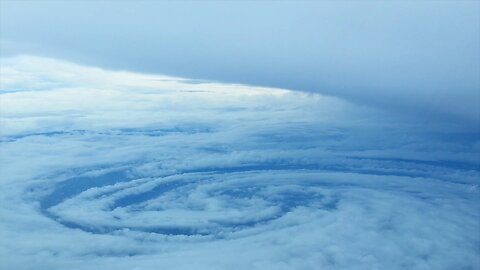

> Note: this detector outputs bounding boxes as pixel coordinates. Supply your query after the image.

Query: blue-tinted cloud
[0,56,478,269]
[1,1,478,126]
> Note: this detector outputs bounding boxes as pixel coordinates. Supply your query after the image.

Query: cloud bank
[1,1,478,126]
[0,56,479,270]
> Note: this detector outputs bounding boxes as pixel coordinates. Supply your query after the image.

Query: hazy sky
[1,1,479,126]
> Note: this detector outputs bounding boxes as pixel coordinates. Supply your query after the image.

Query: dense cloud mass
[0,56,479,270]
[1,1,479,125]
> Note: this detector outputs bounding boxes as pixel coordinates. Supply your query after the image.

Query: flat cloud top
[1,1,479,126]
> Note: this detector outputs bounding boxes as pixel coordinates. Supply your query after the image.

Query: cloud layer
[0,56,479,270]
[1,1,478,125]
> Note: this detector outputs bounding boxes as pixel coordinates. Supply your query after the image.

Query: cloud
[1,1,478,126]
[0,56,478,270]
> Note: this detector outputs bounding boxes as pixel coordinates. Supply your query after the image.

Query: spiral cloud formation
[0,56,479,270]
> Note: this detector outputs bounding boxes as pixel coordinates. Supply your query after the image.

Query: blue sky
[1,1,479,126]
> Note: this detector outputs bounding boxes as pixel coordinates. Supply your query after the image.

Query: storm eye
[39,168,344,237]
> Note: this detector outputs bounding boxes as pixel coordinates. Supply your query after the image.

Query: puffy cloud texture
[0,56,479,270]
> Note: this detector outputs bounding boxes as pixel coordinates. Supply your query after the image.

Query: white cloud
[0,56,478,270]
